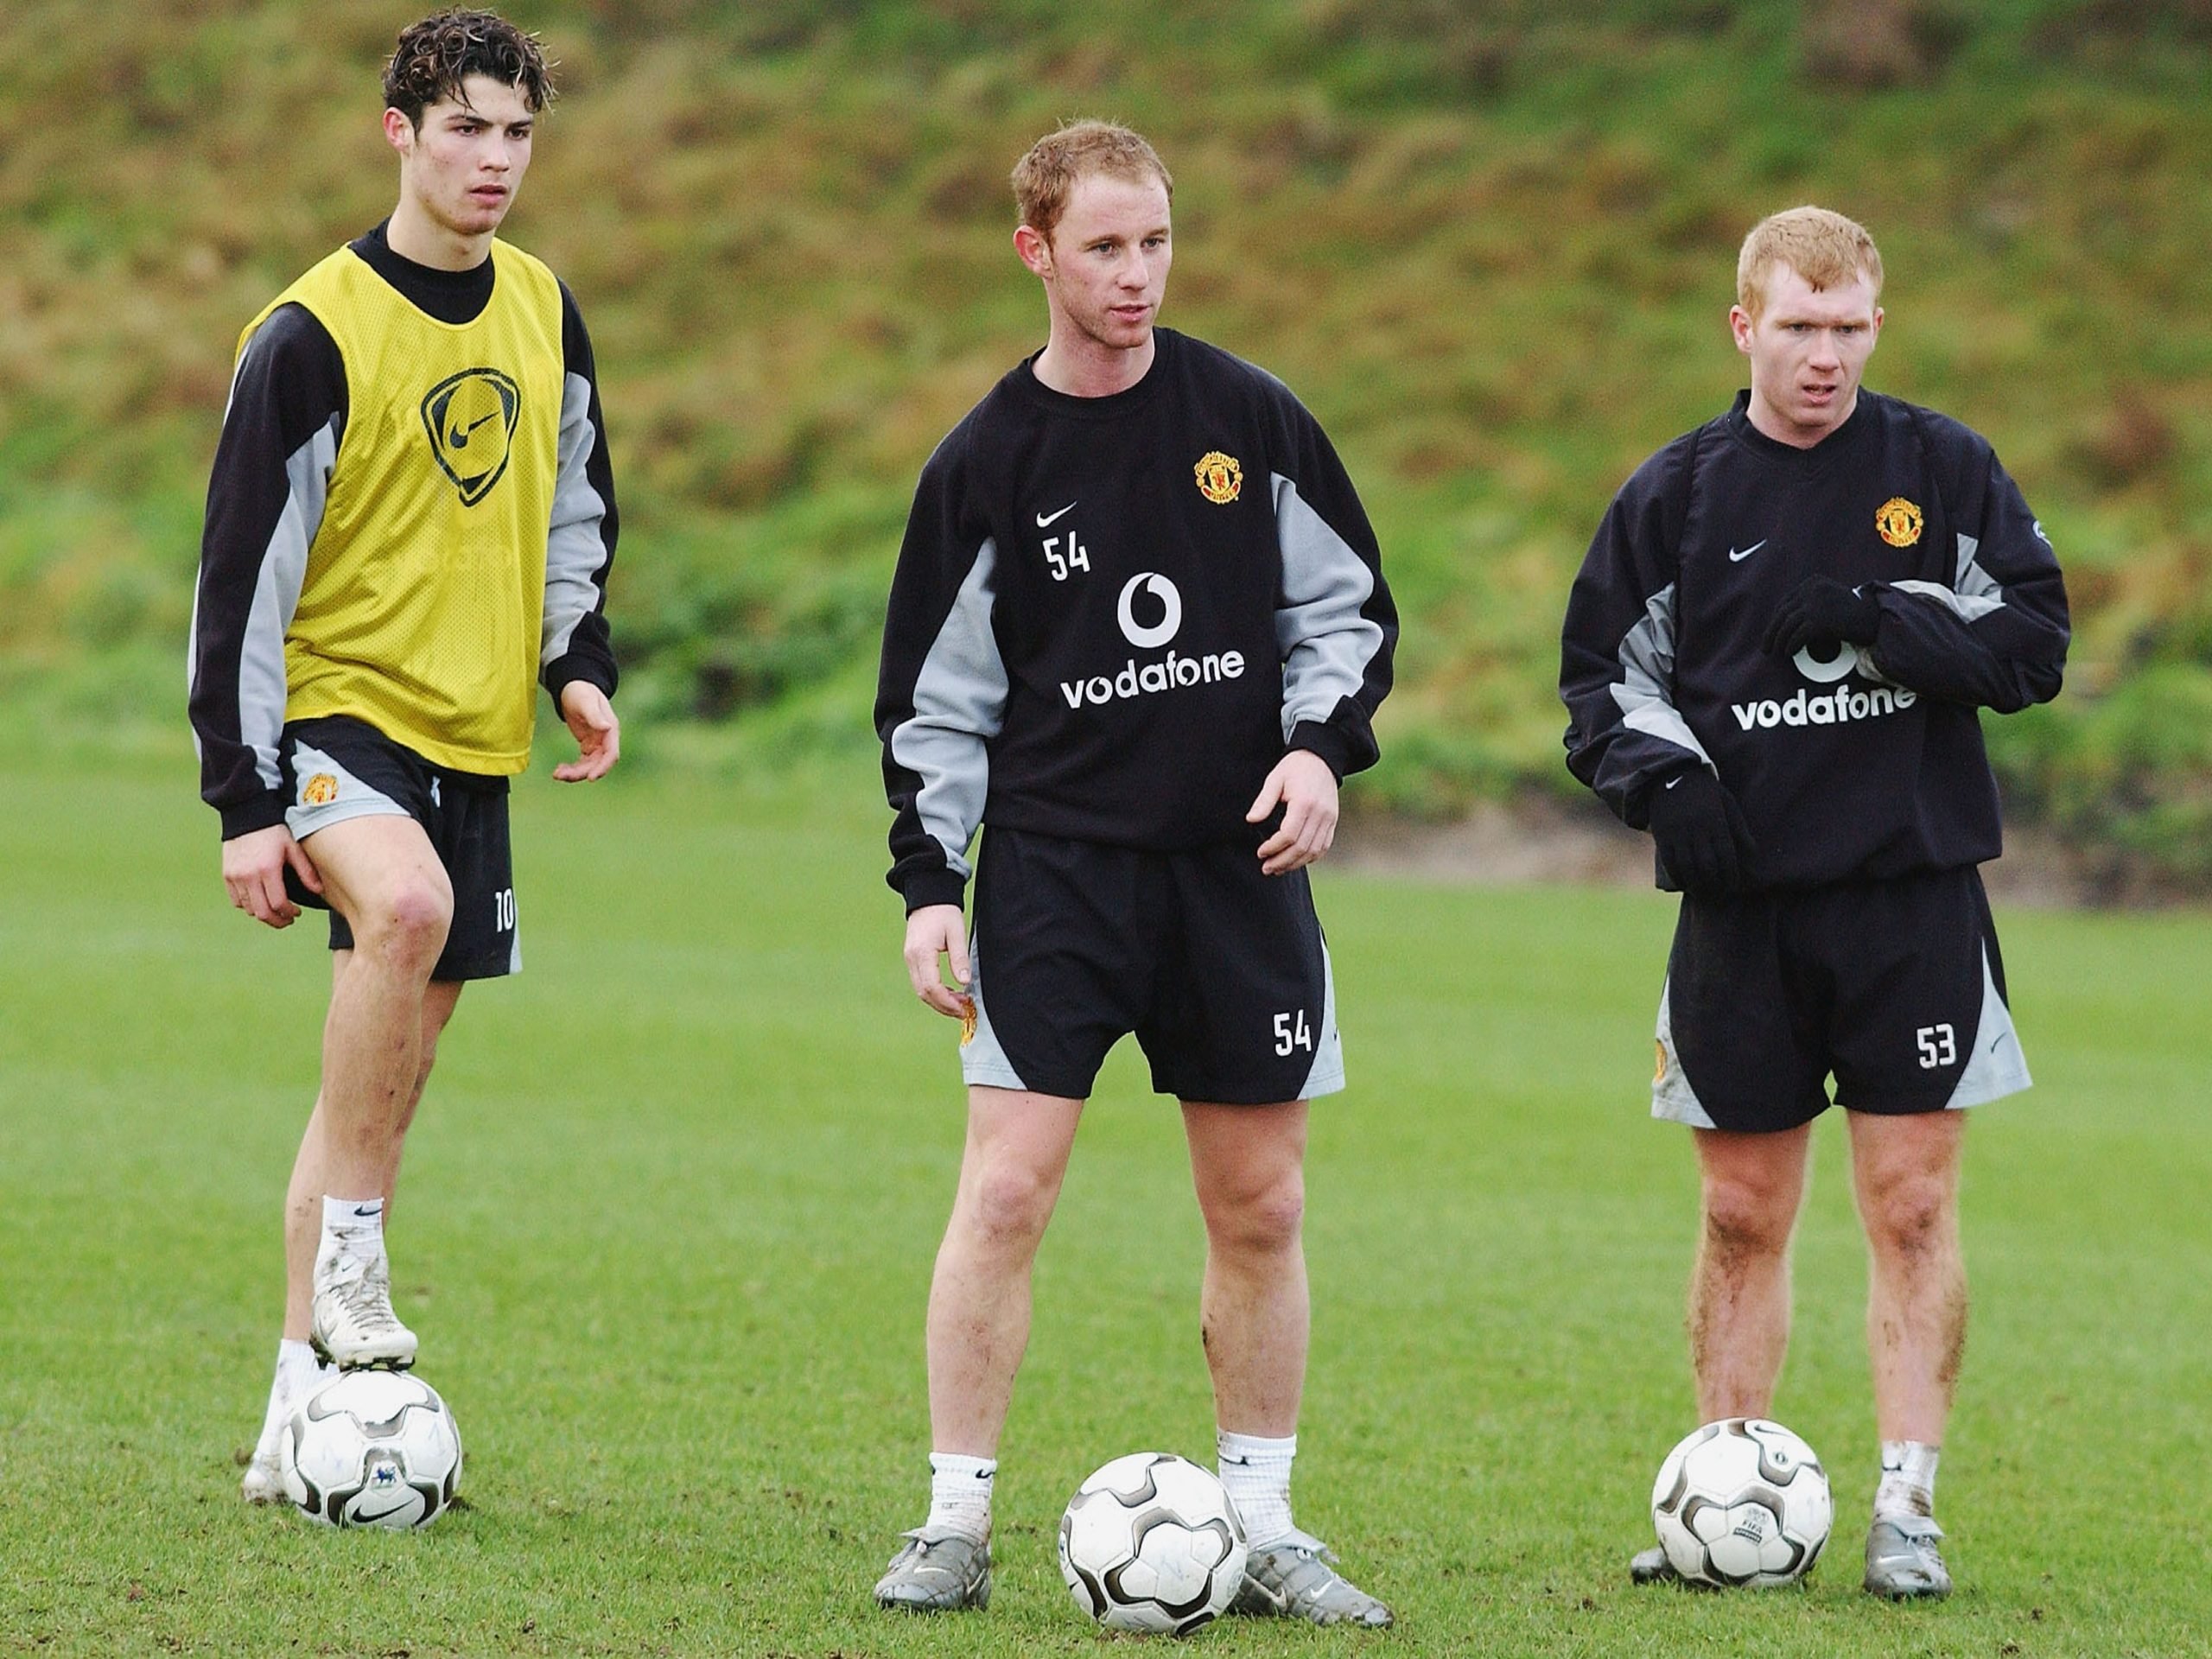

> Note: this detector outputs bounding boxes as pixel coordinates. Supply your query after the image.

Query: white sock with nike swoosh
[924,1452,995,1542]
[1217,1429,1297,1548]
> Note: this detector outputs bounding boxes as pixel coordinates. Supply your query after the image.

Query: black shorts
[1653,866,2029,1134]
[277,715,518,982]
[960,828,1343,1104]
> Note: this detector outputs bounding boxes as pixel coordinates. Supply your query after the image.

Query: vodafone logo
[1733,644,1917,733]
[1061,571,1243,711]
[1116,572,1182,649]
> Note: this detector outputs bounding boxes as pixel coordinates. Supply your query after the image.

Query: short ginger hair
[384,9,555,129]
[1012,120,1173,245]
[1737,206,1884,319]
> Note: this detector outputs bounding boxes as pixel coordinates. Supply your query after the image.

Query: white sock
[253,1339,332,1461]
[1875,1440,1940,1520]
[924,1452,995,1542]
[1217,1429,1296,1548]
[321,1195,385,1262]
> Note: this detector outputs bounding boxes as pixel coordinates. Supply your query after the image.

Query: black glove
[1763,576,1881,659]
[1645,766,1753,895]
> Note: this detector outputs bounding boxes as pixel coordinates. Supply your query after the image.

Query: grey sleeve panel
[543,370,610,666]
[1607,582,1713,770]
[190,413,336,794]
[1890,532,2005,622]
[887,537,1008,882]
[1271,471,1385,739]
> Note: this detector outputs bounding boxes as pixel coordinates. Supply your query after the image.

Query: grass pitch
[2,743,2206,1657]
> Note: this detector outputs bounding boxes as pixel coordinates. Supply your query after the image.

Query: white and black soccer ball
[282,1370,463,1530]
[1651,1417,1831,1586]
[1058,1452,1249,1635]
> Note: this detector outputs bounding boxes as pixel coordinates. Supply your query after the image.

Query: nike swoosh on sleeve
[1728,539,1768,562]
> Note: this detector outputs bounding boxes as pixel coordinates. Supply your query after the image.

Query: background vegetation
[3,0,2208,881]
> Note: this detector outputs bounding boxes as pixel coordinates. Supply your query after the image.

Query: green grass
[2,741,2207,1656]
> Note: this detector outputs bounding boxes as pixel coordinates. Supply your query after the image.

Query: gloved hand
[1763,576,1882,659]
[1645,766,1754,895]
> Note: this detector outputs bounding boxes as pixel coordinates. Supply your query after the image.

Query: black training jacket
[1560,390,2069,891]
[877,328,1397,912]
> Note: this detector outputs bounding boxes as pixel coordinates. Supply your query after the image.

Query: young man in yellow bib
[188,9,620,1503]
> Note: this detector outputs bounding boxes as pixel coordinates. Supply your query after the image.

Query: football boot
[874,1528,992,1611]
[1231,1529,1393,1627]
[1864,1515,1951,1600]
[308,1243,416,1370]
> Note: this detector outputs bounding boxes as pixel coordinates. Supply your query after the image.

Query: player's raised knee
[353,879,454,969]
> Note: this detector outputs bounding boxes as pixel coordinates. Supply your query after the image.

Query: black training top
[876,328,1398,912]
[1560,389,2069,891]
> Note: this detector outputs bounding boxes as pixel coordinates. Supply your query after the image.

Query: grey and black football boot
[1630,1544,1680,1585]
[874,1529,992,1611]
[1232,1529,1394,1627]
[1864,1515,1951,1600]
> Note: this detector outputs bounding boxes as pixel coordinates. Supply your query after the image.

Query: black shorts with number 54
[959,827,1343,1105]
[277,715,518,982]
[1653,865,2028,1134]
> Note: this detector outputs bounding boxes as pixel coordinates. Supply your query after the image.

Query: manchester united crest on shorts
[1875,496,1923,548]
[1194,451,1243,505]
[302,772,340,806]
[420,367,522,506]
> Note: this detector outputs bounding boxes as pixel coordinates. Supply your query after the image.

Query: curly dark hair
[383,9,555,129]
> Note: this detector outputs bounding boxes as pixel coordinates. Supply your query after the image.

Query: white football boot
[309,1238,417,1370]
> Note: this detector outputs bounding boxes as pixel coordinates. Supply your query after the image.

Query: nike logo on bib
[1035,501,1077,527]
[1728,539,1768,562]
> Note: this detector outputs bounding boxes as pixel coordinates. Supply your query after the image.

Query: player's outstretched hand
[1763,576,1882,659]
[904,903,972,1019]
[1249,748,1340,875]
[1645,766,1754,896]
[222,823,321,929]
[554,681,620,782]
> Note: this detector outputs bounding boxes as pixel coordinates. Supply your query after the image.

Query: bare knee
[1203,1168,1306,1260]
[354,882,453,973]
[1700,1176,1796,1263]
[959,1158,1058,1253]
[1863,1170,1956,1265]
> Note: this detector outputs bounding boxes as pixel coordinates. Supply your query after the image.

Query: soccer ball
[1058,1452,1249,1635]
[282,1370,463,1529]
[1650,1417,1832,1586]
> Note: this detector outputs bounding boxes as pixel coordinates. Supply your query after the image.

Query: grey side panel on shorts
[889,538,1008,887]
[1651,976,1719,1128]
[1610,582,1714,771]
[1943,943,2031,1109]
[1271,473,1385,741]
[283,741,412,841]
[1296,940,1346,1100]
[543,371,611,667]
[955,934,1027,1092]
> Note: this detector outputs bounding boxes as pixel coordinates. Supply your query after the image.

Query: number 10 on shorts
[1274,1009,1313,1057]
[494,887,517,932]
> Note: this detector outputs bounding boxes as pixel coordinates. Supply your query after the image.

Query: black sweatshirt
[877,328,1397,912]
[1561,390,2069,890]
